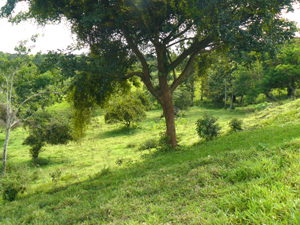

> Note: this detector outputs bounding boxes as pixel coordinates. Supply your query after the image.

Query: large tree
[2,0,298,147]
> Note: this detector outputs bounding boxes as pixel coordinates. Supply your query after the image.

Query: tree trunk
[230,89,235,110]
[291,88,295,101]
[2,127,10,175]
[264,92,281,105]
[224,77,227,109]
[287,86,292,98]
[156,45,177,148]
[161,90,177,148]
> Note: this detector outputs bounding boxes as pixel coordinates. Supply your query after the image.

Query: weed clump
[228,118,243,132]
[0,164,30,201]
[139,138,157,150]
[196,114,221,141]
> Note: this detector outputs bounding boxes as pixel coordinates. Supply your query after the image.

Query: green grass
[1,100,300,224]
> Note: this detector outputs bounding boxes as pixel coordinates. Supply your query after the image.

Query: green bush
[104,96,146,128]
[23,111,73,160]
[156,132,173,152]
[135,90,153,111]
[173,85,193,110]
[0,165,30,201]
[255,102,272,111]
[196,114,221,141]
[228,118,243,132]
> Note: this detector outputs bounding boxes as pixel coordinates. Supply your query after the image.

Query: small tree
[104,96,146,129]
[0,41,60,175]
[196,114,221,141]
[23,111,73,161]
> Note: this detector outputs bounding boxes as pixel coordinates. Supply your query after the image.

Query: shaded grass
[1,100,300,224]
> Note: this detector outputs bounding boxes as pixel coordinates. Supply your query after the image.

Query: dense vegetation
[2,0,297,148]
[0,98,300,223]
[1,0,300,223]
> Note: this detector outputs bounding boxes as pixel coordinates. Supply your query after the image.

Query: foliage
[104,96,146,129]
[156,132,173,153]
[134,90,153,111]
[0,41,60,175]
[255,102,273,111]
[228,118,243,132]
[23,111,73,160]
[0,164,30,201]
[173,84,193,110]
[4,0,297,148]
[196,114,221,140]
[151,116,186,130]
[2,100,300,222]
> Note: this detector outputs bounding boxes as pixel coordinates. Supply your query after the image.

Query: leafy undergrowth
[1,100,300,224]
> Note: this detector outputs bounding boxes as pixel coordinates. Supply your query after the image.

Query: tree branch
[169,37,213,71]
[170,52,198,93]
[163,22,193,45]
[14,91,61,118]
[121,24,160,101]
[166,37,195,48]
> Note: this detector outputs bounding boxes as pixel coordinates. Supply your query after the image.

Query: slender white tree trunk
[2,127,10,175]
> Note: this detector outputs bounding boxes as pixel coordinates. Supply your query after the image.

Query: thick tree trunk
[156,46,177,148]
[161,91,177,148]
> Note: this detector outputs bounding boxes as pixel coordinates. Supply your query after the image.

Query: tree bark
[156,45,177,148]
[161,90,177,148]
[2,127,10,175]
[291,88,295,101]
[230,89,235,110]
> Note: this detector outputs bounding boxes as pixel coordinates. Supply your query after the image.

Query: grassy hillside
[1,100,300,224]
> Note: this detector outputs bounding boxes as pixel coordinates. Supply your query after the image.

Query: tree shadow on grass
[99,126,140,139]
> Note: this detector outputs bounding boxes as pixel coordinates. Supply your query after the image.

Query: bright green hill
[1,100,300,224]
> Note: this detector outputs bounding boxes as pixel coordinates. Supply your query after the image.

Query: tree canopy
[2,0,298,147]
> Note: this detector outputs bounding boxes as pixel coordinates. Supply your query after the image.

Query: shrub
[228,118,243,132]
[196,114,221,141]
[173,85,193,110]
[135,90,153,111]
[104,96,146,128]
[23,111,73,160]
[156,132,173,152]
[0,164,30,201]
